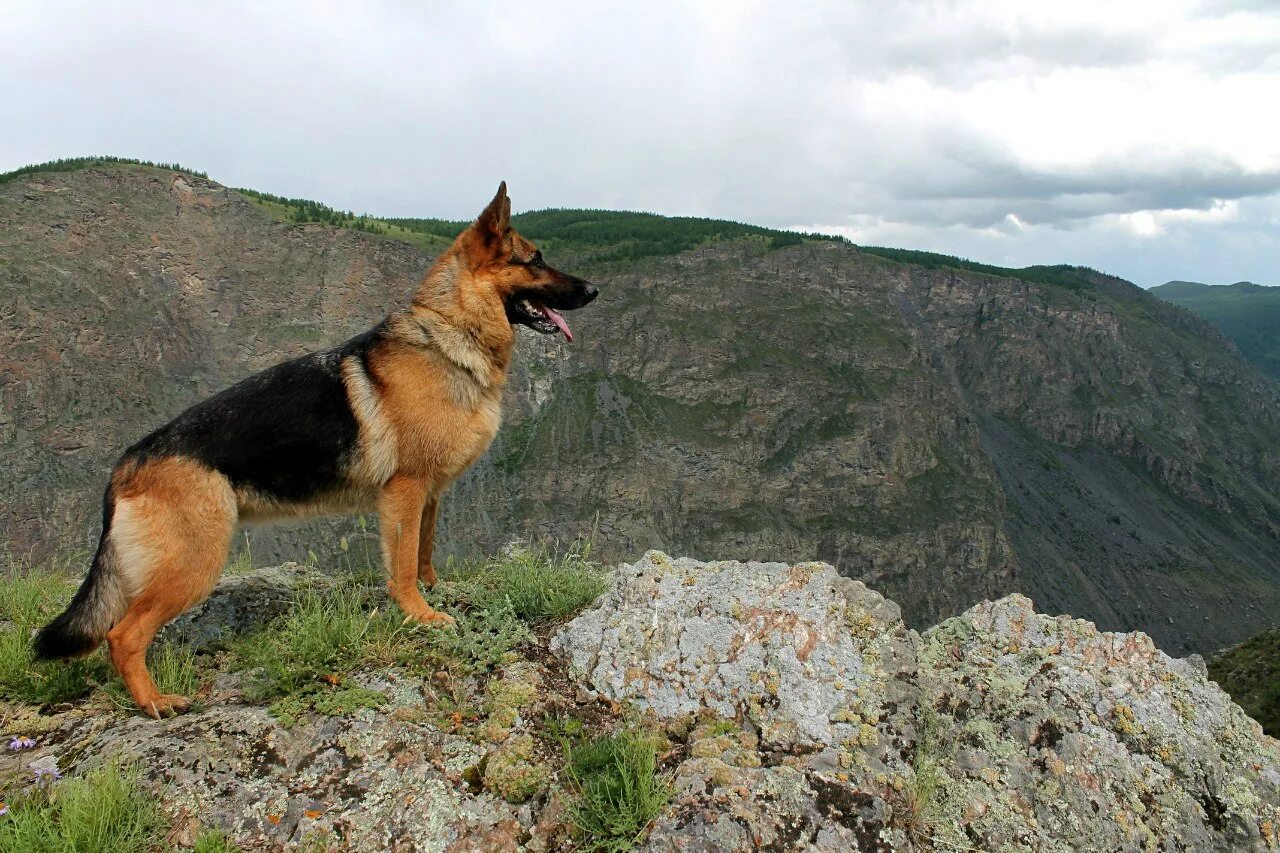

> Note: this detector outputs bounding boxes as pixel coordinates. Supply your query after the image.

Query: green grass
[230,543,604,725]
[104,643,200,713]
[0,562,111,706]
[232,581,404,699]
[437,542,608,623]
[192,829,240,853]
[559,729,672,853]
[0,555,200,708]
[900,707,944,844]
[0,760,167,853]
[1208,628,1280,737]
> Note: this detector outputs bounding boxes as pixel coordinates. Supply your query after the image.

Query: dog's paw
[424,611,456,629]
[405,607,456,629]
[144,694,192,719]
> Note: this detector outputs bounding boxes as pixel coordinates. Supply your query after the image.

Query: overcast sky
[4,1,1278,286]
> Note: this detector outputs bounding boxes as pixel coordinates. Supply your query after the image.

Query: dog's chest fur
[367,343,504,487]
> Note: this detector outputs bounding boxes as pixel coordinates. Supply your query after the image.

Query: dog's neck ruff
[402,252,515,392]
[403,309,504,389]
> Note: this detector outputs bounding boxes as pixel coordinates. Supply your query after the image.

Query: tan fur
[341,356,399,486]
[106,456,236,716]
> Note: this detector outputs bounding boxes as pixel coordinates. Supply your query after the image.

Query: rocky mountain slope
[3,553,1278,851]
[1150,280,1280,382]
[3,164,1280,653]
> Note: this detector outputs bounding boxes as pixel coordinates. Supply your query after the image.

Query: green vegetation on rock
[560,729,672,853]
[1150,280,1280,380]
[0,557,110,705]
[0,760,166,853]
[856,245,1102,290]
[1208,628,1280,737]
[0,156,207,185]
[227,544,603,725]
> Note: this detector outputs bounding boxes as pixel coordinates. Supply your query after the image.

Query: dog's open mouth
[510,297,574,342]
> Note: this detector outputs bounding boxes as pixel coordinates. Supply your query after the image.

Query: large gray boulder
[551,551,918,752]
[554,552,1280,852]
[552,551,923,851]
[158,562,326,652]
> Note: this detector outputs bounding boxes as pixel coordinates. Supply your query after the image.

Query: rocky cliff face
[2,165,1279,653]
[5,554,1278,851]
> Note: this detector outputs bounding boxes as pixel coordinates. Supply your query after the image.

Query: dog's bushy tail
[33,489,127,660]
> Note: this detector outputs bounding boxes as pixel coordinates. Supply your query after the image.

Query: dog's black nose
[583,284,599,302]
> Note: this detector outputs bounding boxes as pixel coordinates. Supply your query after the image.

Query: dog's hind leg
[380,476,455,627]
[105,458,235,718]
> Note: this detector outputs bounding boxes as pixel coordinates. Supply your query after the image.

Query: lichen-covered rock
[554,552,921,850]
[7,556,1279,852]
[642,719,905,852]
[27,703,521,851]
[917,594,1280,852]
[555,553,1280,853]
[479,663,542,744]
[552,551,918,755]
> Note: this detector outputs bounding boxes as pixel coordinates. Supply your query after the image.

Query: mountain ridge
[2,161,1279,654]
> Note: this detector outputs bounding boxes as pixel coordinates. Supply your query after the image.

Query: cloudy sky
[4,1,1279,286]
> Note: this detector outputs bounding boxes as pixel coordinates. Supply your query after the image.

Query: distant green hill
[1150,280,1280,381]
[1209,628,1280,736]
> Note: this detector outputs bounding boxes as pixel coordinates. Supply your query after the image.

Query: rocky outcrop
[555,553,1280,852]
[918,595,1280,852]
[158,562,324,652]
[6,554,1280,851]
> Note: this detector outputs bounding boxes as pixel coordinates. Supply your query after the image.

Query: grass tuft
[0,760,166,853]
[899,707,943,845]
[233,582,400,699]
[0,562,112,706]
[560,729,671,852]
[438,541,608,624]
[192,828,240,852]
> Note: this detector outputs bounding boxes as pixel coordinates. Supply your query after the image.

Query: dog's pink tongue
[538,305,573,342]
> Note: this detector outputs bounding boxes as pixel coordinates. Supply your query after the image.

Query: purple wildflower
[7,736,36,751]
[32,766,61,785]
[0,802,7,817]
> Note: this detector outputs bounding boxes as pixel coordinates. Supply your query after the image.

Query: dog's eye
[512,251,544,268]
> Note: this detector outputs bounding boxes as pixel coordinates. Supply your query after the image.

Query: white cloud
[1,0,1277,286]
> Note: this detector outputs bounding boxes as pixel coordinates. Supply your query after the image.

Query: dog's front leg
[417,494,440,587]
[379,475,455,627]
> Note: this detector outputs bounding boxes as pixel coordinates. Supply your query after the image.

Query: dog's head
[457,182,598,342]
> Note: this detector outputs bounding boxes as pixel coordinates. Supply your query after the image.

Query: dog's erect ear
[474,181,510,248]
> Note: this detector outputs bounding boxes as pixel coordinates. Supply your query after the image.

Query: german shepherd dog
[34,183,597,718]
